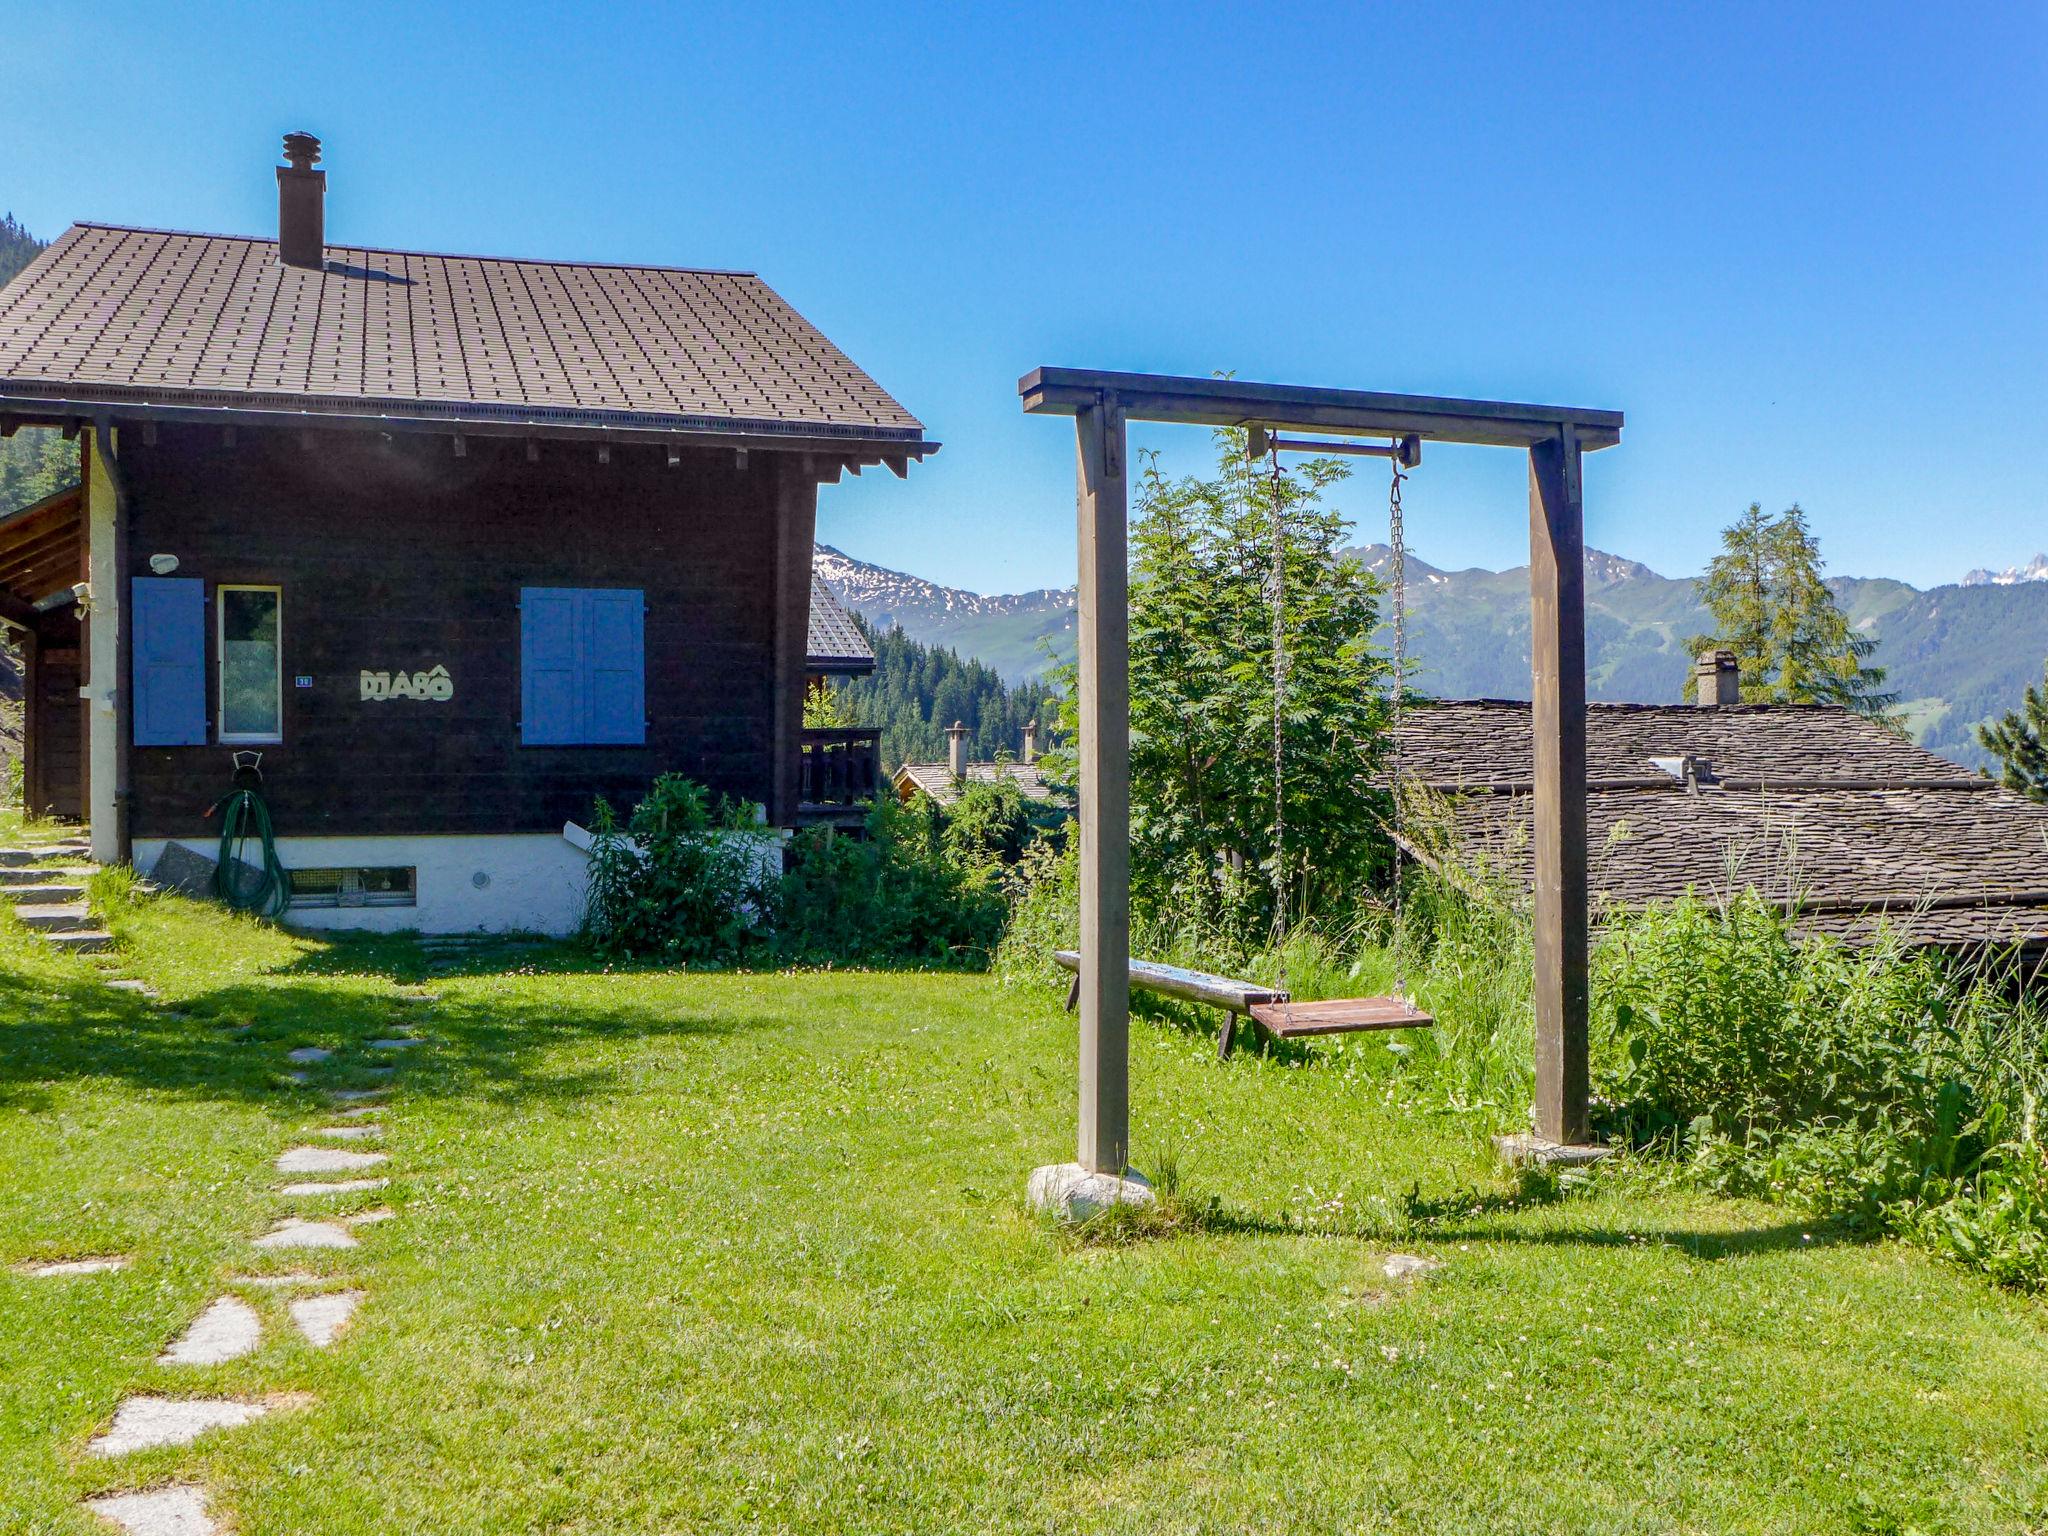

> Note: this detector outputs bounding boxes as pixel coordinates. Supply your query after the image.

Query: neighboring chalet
[799,573,882,823]
[0,134,932,932]
[1400,652,2048,963]
[893,720,1062,809]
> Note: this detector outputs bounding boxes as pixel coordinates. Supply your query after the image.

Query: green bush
[581,776,772,963]
[771,793,1007,967]
[1589,892,2048,1290]
[993,834,1079,984]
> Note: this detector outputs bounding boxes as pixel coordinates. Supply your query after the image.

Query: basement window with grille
[286,866,418,909]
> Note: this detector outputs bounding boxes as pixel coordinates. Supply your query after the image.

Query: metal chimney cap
[281,132,322,169]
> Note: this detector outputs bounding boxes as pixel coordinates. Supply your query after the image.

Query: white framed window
[217,585,283,743]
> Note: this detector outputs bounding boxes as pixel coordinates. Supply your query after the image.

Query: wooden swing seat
[1248,996,1433,1037]
[1053,950,1431,1059]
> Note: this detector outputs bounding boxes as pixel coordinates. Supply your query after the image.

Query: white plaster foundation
[134,826,787,937]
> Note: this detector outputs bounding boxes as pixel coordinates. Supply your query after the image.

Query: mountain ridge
[816,543,2048,770]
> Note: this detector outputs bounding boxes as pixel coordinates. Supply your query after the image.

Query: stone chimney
[1021,719,1038,765]
[946,720,969,779]
[277,132,326,269]
[1696,649,1740,708]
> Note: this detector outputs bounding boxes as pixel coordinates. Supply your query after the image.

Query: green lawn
[3,888,2046,1534]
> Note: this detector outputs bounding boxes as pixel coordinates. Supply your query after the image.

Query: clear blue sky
[7,1,2044,593]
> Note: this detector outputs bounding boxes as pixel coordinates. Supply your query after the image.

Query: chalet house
[0,134,932,933]
[1400,653,2048,962]
[798,570,883,821]
[893,720,1063,809]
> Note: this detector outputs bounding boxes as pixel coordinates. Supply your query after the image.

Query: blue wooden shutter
[520,588,581,745]
[583,589,645,745]
[131,577,206,746]
[521,587,645,745]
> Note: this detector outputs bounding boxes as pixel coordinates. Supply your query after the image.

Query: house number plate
[361,665,454,702]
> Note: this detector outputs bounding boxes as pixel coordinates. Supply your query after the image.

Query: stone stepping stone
[276,1146,387,1174]
[83,1483,219,1535]
[368,1037,422,1051]
[18,1255,130,1276]
[290,1289,365,1348]
[278,1177,388,1196]
[253,1218,358,1251]
[105,978,158,996]
[328,1089,387,1103]
[362,1066,396,1078]
[88,1396,269,1456]
[286,1047,332,1064]
[49,928,114,953]
[1382,1253,1443,1281]
[348,1208,395,1227]
[229,1271,322,1288]
[314,1124,382,1141]
[159,1297,262,1365]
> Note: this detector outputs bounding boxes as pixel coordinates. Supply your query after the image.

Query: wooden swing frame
[1020,368,1623,1173]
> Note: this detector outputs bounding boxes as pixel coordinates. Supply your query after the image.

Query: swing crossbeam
[1053,951,1430,1061]
[1246,425,1422,466]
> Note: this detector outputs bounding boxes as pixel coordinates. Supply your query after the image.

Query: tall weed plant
[1592,893,2048,1290]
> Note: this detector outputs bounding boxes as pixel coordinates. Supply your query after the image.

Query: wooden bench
[1054,949,1429,1059]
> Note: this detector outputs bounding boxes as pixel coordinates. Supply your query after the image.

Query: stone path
[84,1484,216,1535]
[0,838,109,952]
[18,1255,130,1276]
[87,1396,272,1456]
[158,1297,262,1365]
[291,1290,365,1348]
[59,981,430,1533]
[278,1177,388,1196]
[277,1146,388,1174]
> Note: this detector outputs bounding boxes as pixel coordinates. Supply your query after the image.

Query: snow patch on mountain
[814,545,1075,623]
[1962,554,2048,587]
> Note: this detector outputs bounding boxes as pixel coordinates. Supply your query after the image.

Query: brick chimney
[946,720,969,779]
[1696,649,1740,708]
[277,132,326,269]
[1021,719,1038,765]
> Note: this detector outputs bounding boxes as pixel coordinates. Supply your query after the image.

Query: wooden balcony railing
[800,728,881,807]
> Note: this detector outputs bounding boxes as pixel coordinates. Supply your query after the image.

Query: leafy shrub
[581,775,772,962]
[771,793,1007,967]
[994,834,1079,984]
[941,775,1040,872]
[1590,892,2048,1289]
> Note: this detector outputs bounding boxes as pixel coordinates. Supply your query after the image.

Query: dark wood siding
[25,612,83,821]
[122,426,804,839]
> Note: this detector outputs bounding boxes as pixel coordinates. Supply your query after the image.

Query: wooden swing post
[1020,369,1622,1175]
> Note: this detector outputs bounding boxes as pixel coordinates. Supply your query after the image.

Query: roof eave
[0,387,937,465]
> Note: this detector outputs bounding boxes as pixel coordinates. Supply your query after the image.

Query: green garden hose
[209,785,291,918]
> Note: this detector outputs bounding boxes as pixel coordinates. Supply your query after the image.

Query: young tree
[1685,503,1897,719]
[1979,661,2048,803]
[1056,428,1395,943]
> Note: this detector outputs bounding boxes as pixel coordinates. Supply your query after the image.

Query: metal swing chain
[1268,441,1290,994]
[1388,450,1413,1008]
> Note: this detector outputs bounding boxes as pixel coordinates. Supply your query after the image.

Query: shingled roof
[806,572,873,674]
[1398,700,2048,955]
[0,224,928,450]
[893,761,1064,809]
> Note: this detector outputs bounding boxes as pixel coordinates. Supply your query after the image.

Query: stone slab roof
[893,761,1062,809]
[1399,699,1968,789]
[0,224,925,444]
[1398,701,2048,953]
[807,571,872,673]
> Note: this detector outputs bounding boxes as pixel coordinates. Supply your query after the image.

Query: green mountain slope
[825,539,2048,771]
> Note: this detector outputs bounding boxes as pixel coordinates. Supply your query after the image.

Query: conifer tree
[1685,503,1897,721]
[1979,661,2048,802]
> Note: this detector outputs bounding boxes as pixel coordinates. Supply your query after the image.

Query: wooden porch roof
[0,482,83,618]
